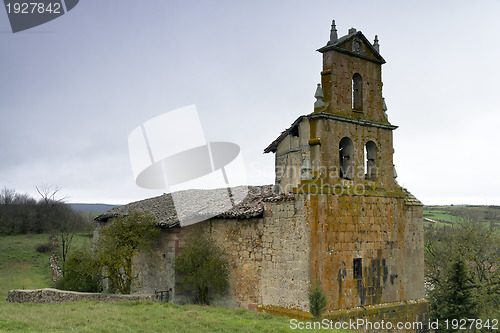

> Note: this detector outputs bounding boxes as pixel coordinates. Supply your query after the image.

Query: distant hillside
[69,203,118,214]
[424,205,500,228]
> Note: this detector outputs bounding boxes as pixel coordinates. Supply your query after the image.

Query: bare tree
[36,184,77,276]
[36,184,68,204]
[0,187,16,205]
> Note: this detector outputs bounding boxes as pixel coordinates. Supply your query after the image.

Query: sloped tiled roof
[94,185,294,228]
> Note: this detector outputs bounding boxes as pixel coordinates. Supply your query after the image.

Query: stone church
[96,20,428,327]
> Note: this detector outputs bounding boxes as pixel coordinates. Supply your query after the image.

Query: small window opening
[365,141,378,181]
[353,258,362,279]
[352,73,363,111]
[339,137,354,180]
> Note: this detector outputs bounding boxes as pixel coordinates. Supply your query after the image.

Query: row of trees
[425,218,499,331]
[0,186,94,275]
[0,186,90,235]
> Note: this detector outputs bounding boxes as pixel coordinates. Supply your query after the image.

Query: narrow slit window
[352,73,363,111]
[365,141,378,181]
[353,258,362,279]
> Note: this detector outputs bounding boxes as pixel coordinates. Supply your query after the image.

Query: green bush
[94,212,160,294]
[309,282,327,321]
[55,248,101,292]
[35,243,52,253]
[174,234,229,305]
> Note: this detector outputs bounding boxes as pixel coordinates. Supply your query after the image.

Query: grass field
[0,301,331,332]
[0,233,95,298]
[423,205,500,229]
[423,207,454,222]
[0,234,351,332]
[0,234,53,298]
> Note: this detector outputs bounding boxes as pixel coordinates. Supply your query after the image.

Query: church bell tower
[264,20,427,322]
[265,20,399,195]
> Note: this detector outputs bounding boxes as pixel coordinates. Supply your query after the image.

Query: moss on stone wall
[259,299,429,332]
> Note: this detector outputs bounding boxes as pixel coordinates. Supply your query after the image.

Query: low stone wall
[6,288,155,304]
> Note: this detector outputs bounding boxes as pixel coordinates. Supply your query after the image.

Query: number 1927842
[441,318,498,330]
[5,2,62,14]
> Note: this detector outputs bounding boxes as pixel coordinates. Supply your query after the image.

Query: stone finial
[348,27,357,34]
[328,19,338,44]
[314,83,325,108]
[373,35,380,53]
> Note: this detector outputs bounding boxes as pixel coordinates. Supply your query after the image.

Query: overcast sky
[1,0,499,205]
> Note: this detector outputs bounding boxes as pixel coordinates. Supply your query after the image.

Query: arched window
[365,141,378,181]
[352,73,363,111]
[339,137,354,180]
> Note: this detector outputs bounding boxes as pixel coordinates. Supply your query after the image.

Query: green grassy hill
[424,205,500,228]
[0,234,53,298]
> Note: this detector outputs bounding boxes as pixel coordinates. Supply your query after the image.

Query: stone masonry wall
[321,40,386,123]
[275,116,397,198]
[131,197,311,311]
[401,203,426,301]
[259,195,310,311]
[275,117,311,193]
[132,230,177,294]
[306,193,425,311]
[311,118,396,188]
